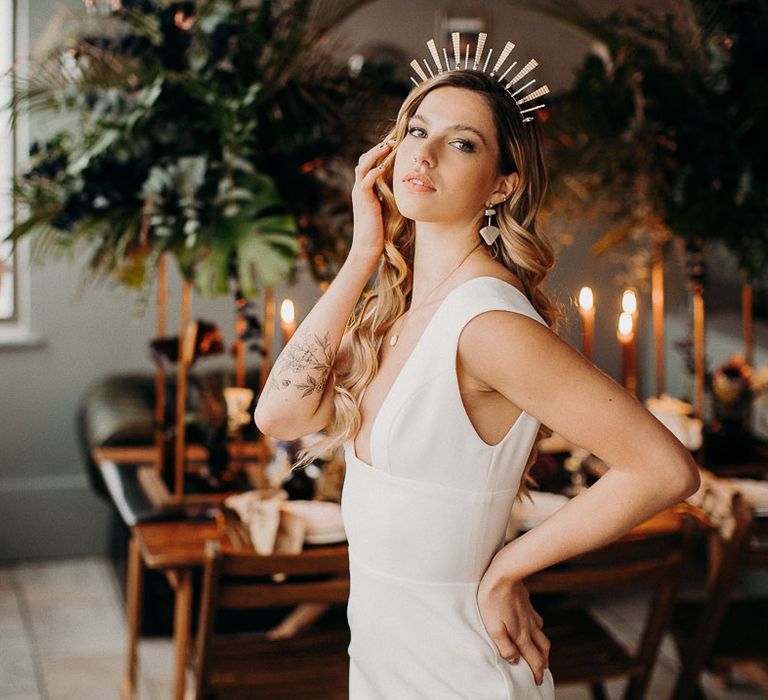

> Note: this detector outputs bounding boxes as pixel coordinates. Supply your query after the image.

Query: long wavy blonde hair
[295,69,564,499]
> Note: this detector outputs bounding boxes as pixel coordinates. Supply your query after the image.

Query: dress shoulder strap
[416,275,546,376]
[464,276,547,324]
[447,273,546,331]
[369,276,548,406]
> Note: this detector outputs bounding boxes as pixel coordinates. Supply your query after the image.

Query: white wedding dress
[341,276,556,699]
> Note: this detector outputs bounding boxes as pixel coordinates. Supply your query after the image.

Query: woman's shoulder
[459,264,546,327]
[461,264,530,303]
[463,262,524,292]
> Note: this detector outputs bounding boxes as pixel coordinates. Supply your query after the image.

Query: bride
[255,49,700,698]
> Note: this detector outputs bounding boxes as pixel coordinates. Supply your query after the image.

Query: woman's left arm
[462,310,701,684]
[463,310,701,578]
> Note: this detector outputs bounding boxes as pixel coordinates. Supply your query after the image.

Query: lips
[403,171,436,190]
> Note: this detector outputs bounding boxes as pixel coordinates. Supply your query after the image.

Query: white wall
[1,0,765,560]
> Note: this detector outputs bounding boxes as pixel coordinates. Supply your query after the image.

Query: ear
[487,172,520,206]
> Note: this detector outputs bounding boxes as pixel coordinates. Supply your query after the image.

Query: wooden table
[122,519,226,700]
[93,445,268,700]
[104,444,707,700]
[120,507,704,700]
[122,517,350,700]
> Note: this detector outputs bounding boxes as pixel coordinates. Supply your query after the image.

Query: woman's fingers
[360,159,386,187]
[492,624,548,685]
[476,576,550,686]
[354,139,395,184]
[358,151,393,201]
[355,139,391,169]
[513,627,550,686]
[489,625,520,662]
[349,138,395,259]
[532,626,551,661]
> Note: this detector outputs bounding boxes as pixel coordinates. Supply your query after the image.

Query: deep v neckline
[350,275,507,469]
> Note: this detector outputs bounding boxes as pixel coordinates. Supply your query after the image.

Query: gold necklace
[388,241,483,347]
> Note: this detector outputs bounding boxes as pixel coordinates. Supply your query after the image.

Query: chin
[396,202,441,222]
[393,188,440,221]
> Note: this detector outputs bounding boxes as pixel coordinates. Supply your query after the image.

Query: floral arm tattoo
[265,331,335,399]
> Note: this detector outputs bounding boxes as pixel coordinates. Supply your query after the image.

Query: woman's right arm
[253,249,378,439]
[253,138,395,439]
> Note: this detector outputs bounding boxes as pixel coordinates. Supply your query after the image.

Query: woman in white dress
[254,44,700,699]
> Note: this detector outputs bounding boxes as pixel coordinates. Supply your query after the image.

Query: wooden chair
[670,491,768,699]
[524,513,697,700]
[193,541,350,700]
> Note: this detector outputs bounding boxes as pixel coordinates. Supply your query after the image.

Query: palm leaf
[236,230,300,293]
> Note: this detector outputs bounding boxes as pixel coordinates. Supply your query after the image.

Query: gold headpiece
[409,32,549,123]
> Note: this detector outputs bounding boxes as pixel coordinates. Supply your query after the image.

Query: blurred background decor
[526,0,768,421]
[4,0,411,496]
[6,0,407,295]
[2,2,768,697]
[437,9,489,57]
[710,354,768,437]
[537,0,768,291]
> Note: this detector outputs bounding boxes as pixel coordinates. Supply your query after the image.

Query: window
[0,0,35,345]
[0,0,15,322]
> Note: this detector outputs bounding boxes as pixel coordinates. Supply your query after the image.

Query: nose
[412,145,434,168]
[413,141,435,168]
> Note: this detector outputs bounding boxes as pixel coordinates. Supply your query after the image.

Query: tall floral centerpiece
[6,0,404,294]
[523,0,768,418]
[4,0,407,491]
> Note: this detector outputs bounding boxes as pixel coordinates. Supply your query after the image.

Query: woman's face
[392,86,516,227]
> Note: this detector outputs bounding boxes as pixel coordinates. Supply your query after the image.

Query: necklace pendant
[389,334,399,346]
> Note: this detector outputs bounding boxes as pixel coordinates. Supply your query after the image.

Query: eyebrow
[409,113,487,147]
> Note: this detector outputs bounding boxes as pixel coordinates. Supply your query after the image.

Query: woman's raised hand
[349,139,395,262]
[476,574,551,686]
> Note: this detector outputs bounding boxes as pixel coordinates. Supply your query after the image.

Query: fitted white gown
[340,276,556,699]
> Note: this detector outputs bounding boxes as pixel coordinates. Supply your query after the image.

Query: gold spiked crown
[409,32,550,123]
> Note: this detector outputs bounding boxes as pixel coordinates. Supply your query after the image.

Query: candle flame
[618,311,634,337]
[578,286,594,310]
[280,299,295,324]
[621,289,637,314]
[173,8,194,30]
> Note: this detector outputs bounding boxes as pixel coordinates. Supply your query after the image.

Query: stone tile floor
[0,557,765,699]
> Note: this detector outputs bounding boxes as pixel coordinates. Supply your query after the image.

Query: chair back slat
[526,528,687,594]
[571,530,681,565]
[526,513,697,700]
[194,540,351,700]
[526,552,681,593]
[219,578,350,608]
[220,545,349,576]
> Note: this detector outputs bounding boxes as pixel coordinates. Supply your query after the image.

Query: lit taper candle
[617,311,637,395]
[619,289,638,395]
[279,298,297,346]
[578,286,595,361]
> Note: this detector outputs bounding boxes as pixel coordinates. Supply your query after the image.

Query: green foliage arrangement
[6,0,406,296]
[525,0,768,283]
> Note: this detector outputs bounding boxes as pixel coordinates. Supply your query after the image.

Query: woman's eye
[406,127,475,153]
[453,139,475,153]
